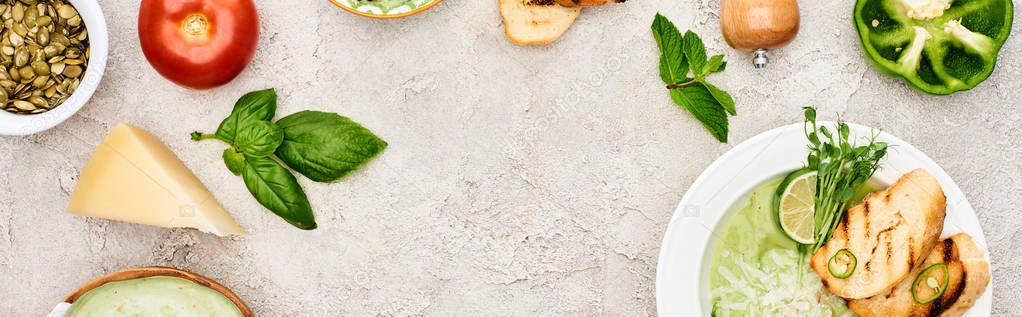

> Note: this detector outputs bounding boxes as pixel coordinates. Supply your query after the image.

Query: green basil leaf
[703,54,725,76]
[275,111,387,183]
[652,13,689,84]
[215,89,277,142]
[223,148,246,176]
[242,156,316,230]
[682,31,708,75]
[670,83,729,142]
[701,81,736,115]
[234,121,284,157]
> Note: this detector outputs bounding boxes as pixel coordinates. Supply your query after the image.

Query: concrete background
[1,0,1020,315]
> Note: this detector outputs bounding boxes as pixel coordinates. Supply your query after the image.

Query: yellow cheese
[68,124,244,236]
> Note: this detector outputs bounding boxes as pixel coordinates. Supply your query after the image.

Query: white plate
[655,122,991,316]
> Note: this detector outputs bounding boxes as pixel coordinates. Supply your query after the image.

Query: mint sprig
[652,13,736,142]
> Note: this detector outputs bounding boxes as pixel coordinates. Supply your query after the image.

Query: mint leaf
[670,83,729,142]
[652,13,688,84]
[682,31,708,75]
[714,60,727,73]
[703,54,725,76]
[275,111,388,183]
[701,81,736,115]
[216,89,277,142]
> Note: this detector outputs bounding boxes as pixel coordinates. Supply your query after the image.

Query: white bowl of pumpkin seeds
[0,0,107,136]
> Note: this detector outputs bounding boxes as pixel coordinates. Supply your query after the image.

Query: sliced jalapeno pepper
[854,0,1013,95]
[912,263,949,304]
[828,249,856,279]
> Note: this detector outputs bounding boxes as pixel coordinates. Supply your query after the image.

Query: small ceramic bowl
[60,266,253,316]
[0,0,108,136]
[328,0,443,19]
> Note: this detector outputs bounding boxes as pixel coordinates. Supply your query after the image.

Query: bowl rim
[63,266,253,316]
[327,0,444,19]
[0,0,108,136]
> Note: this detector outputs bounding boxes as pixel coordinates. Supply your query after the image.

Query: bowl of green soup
[654,122,991,316]
[52,267,251,317]
[328,0,443,18]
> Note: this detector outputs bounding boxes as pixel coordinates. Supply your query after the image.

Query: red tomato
[138,0,259,89]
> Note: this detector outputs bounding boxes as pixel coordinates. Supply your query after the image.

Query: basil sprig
[191,89,387,230]
[652,13,736,143]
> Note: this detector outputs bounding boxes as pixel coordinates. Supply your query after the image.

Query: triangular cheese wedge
[68,124,244,236]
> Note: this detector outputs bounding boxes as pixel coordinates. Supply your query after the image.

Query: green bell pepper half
[854,0,1013,95]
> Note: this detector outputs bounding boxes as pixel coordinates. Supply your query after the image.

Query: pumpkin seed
[61,64,79,77]
[8,32,22,46]
[31,74,46,88]
[11,3,22,22]
[30,60,46,75]
[18,65,34,80]
[12,24,27,36]
[28,95,46,108]
[58,4,74,18]
[36,27,47,45]
[13,47,27,66]
[42,44,57,57]
[12,99,33,111]
[50,33,67,46]
[25,5,37,23]
[49,60,62,73]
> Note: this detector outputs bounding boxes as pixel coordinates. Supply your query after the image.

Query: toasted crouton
[848,233,990,317]
[810,169,947,299]
[499,0,580,45]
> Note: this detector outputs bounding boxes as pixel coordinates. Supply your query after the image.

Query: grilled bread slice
[810,169,947,299]
[848,233,990,317]
[499,0,581,45]
[554,0,623,6]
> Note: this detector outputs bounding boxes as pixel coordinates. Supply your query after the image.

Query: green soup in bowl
[66,276,243,317]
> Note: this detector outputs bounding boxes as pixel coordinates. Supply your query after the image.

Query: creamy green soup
[66,276,243,317]
[349,0,431,11]
[708,179,854,317]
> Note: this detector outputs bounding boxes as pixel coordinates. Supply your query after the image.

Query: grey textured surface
[1,0,1020,315]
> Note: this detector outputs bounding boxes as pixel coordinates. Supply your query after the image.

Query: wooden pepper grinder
[721,0,800,68]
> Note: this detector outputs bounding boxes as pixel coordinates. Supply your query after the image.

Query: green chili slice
[828,249,856,279]
[912,263,949,304]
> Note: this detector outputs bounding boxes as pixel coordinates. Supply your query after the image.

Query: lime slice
[775,169,817,244]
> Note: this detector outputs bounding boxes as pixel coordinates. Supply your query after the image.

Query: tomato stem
[181,14,209,39]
